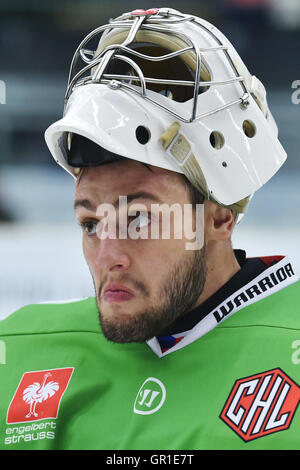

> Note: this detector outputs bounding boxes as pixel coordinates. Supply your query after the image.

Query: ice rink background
[0,166,299,320]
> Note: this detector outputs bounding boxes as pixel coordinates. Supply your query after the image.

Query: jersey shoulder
[0,297,100,337]
[223,279,300,331]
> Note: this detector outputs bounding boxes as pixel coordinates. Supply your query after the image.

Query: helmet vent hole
[209,131,224,150]
[136,126,151,145]
[243,120,256,138]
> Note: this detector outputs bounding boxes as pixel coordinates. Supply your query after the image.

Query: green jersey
[0,254,300,450]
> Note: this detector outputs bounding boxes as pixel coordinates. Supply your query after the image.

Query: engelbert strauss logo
[7,368,74,423]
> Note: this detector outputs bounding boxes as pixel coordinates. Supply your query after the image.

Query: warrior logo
[134,377,166,415]
[7,368,74,424]
[220,368,300,442]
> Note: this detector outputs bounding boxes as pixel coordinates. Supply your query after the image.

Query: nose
[94,234,131,273]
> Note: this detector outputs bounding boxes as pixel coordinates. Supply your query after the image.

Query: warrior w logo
[220,368,300,442]
[134,377,166,415]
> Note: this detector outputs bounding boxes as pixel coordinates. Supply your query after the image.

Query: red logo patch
[220,368,300,442]
[7,368,74,424]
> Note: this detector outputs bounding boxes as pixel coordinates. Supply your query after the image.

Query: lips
[103,283,135,302]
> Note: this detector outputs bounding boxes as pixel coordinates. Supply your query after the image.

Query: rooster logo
[22,373,59,418]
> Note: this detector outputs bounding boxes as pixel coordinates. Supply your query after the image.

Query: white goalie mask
[44,7,287,222]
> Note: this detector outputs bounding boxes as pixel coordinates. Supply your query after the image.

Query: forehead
[75,159,188,205]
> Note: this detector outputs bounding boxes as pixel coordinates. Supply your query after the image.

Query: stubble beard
[96,245,207,343]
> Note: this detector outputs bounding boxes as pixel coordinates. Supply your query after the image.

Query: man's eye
[80,221,97,235]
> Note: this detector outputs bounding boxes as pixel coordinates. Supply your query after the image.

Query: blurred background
[0,0,299,319]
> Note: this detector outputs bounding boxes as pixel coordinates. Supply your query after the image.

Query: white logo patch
[133,377,166,415]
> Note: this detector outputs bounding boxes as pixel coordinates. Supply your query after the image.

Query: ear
[204,200,235,242]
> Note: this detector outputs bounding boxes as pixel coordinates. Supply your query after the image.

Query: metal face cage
[65,8,250,124]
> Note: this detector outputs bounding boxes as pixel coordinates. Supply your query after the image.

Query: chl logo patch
[7,368,74,424]
[220,368,300,442]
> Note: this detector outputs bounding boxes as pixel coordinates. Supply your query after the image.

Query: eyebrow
[74,192,162,212]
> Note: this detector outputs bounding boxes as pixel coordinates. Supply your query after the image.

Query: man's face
[74,158,206,342]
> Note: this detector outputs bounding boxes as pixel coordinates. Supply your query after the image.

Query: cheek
[82,238,99,278]
[135,238,184,275]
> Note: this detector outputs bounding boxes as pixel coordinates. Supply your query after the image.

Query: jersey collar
[146,254,299,358]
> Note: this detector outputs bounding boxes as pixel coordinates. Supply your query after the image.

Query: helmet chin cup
[45,7,287,220]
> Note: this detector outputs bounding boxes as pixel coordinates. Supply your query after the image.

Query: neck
[195,240,241,307]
